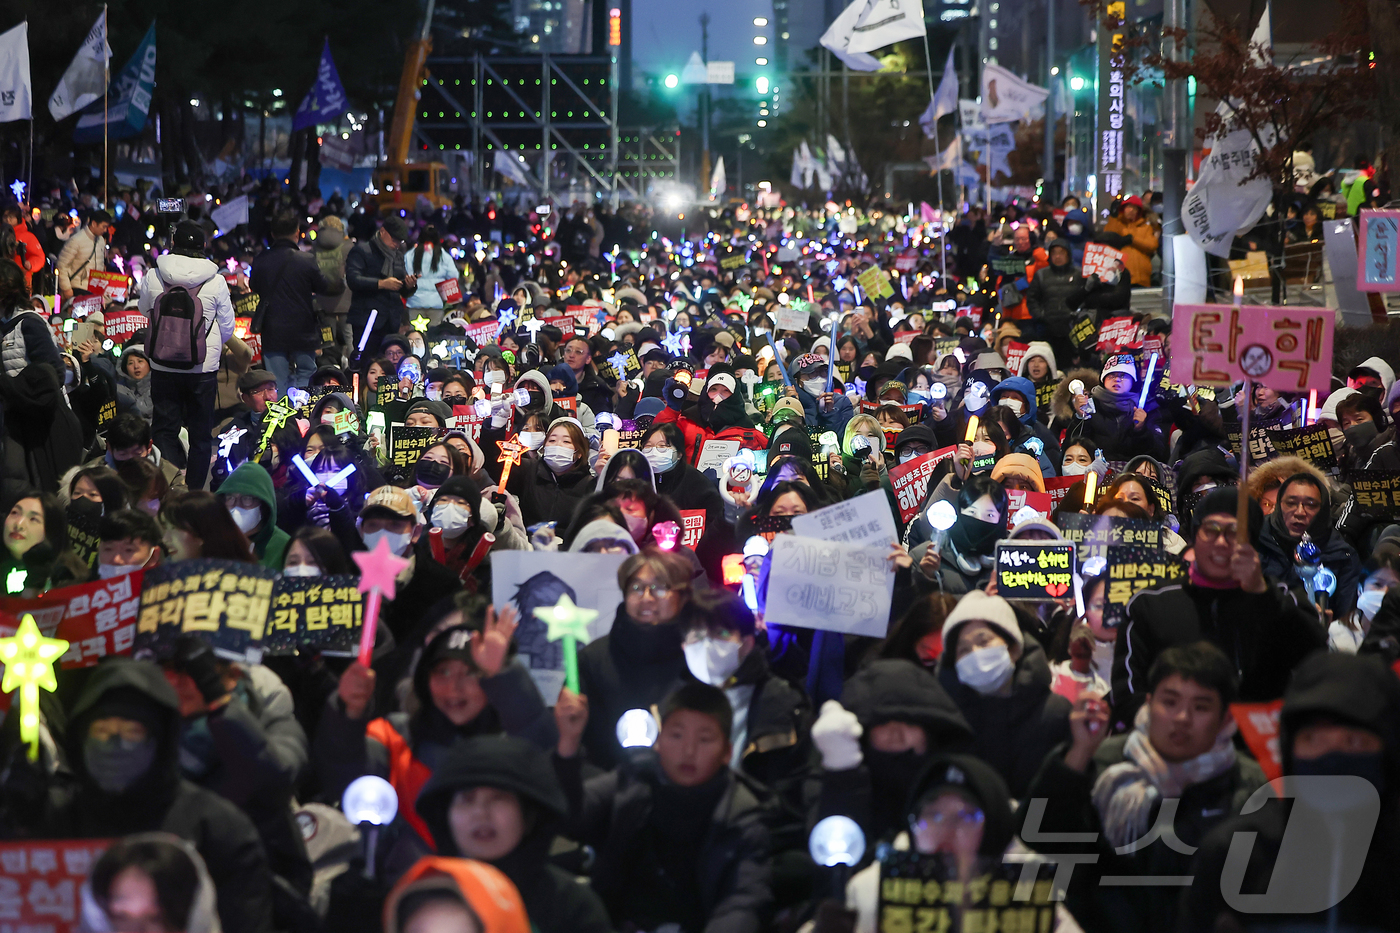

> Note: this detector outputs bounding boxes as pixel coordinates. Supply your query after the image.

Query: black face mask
[1355,384,1384,403]
[753,514,794,536]
[1344,420,1379,451]
[85,736,157,795]
[416,460,452,488]
[67,497,104,523]
[949,514,1003,556]
[859,365,876,382]
[1292,750,1386,795]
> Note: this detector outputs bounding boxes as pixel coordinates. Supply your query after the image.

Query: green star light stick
[536,595,597,693]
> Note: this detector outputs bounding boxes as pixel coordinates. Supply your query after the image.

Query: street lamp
[664,73,679,88]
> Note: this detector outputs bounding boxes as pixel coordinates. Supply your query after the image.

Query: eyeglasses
[913,808,985,830]
[627,582,674,598]
[1198,521,1238,542]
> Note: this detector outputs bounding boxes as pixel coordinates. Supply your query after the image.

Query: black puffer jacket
[50,658,274,933]
[655,460,733,583]
[249,239,337,353]
[1178,653,1400,933]
[1067,387,1169,462]
[1256,494,1363,619]
[936,641,1072,798]
[416,735,613,933]
[1025,261,1085,337]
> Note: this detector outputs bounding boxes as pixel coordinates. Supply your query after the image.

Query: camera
[157,198,186,214]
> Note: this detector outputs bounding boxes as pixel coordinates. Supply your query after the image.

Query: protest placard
[0,839,111,933]
[1356,209,1400,292]
[263,575,365,656]
[764,535,894,638]
[463,320,502,345]
[773,304,809,333]
[66,506,101,571]
[1082,242,1124,278]
[1097,317,1139,352]
[1056,513,1164,561]
[857,265,895,299]
[1069,316,1097,349]
[696,440,741,481]
[1267,424,1338,470]
[101,307,145,343]
[792,489,899,548]
[135,560,277,664]
[1169,303,1334,394]
[0,572,143,669]
[1001,341,1029,376]
[994,541,1076,600]
[87,270,130,303]
[389,425,437,474]
[435,277,463,304]
[751,380,783,416]
[876,849,1057,933]
[448,404,484,442]
[1103,545,1188,627]
[1044,474,1082,512]
[374,378,399,410]
[1005,489,1052,526]
[860,399,927,424]
[1231,699,1284,781]
[597,348,641,382]
[1344,471,1400,522]
[680,509,706,549]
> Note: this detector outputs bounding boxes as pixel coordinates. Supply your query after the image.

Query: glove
[811,700,864,771]
[490,398,511,428]
[662,378,685,412]
[860,458,880,487]
[171,633,228,704]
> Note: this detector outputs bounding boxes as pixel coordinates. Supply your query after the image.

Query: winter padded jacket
[138,254,236,375]
[249,239,338,354]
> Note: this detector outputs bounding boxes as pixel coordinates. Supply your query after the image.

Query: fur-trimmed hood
[1051,367,1101,421]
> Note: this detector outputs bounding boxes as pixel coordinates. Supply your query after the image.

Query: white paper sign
[696,439,740,479]
[791,489,898,549]
[773,304,810,333]
[764,534,894,638]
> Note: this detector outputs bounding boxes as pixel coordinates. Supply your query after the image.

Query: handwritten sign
[0,840,111,933]
[1267,424,1338,470]
[696,440,741,481]
[994,541,1076,599]
[1097,316,1139,352]
[773,305,810,333]
[680,509,706,550]
[1356,209,1400,291]
[764,535,894,638]
[1103,545,1188,627]
[1170,303,1334,394]
[791,489,899,548]
[263,575,365,656]
[135,560,277,664]
[1082,242,1124,279]
[887,446,957,525]
[0,573,143,669]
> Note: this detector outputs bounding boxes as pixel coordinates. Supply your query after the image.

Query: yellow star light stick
[411,314,431,332]
[0,615,69,761]
[535,595,597,693]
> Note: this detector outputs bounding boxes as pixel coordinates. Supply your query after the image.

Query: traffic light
[756,75,769,94]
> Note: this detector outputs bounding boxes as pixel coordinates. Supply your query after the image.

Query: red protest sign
[1044,475,1081,512]
[1097,317,1140,352]
[435,277,463,304]
[449,404,484,443]
[0,572,144,670]
[555,396,578,414]
[102,308,146,344]
[234,317,264,364]
[894,331,919,345]
[0,840,112,933]
[1082,242,1124,279]
[86,270,130,303]
[680,509,706,549]
[894,253,918,272]
[888,445,957,525]
[1231,699,1283,781]
[1002,341,1029,376]
[463,320,501,346]
[66,295,104,318]
[1005,489,1053,527]
[1169,304,1334,395]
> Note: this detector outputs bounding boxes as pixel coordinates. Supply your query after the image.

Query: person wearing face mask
[1180,651,1400,933]
[788,352,855,436]
[355,486,463,643]
[810,659,974,844]
[1059,440,1095,478]
[498,418,593,529]
[636,422,730,581]
[1111,487,1327,729]
[1025,241,1085,366]
[95,508,164,581]
[1047,572,1113,699]
[655,365,770,465]
[480,370,571,458]
[908,475,1008,593]
[50,657,275,933]
[1330,562,1400,652]
[1067,354,1169,463]
[423,477,495,591]
[1336,393,1390,471]
[409,443,466,513]
[216,462,290,570]
[990,376,1062,474]
[1256,472,1362,619]
[1346,356,1395,402]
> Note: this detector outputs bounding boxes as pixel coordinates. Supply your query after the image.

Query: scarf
[1091,384,1138,414]
[1187,564,1238,590]
[1091,705,1237,850]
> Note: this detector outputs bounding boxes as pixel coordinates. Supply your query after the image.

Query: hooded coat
[814,660,974,844]
[1256,475,1363,618]
[1177,653,1400,933]
[0,345,84,500]
[935,640,1071,798]
[415,736,613,933]
[117,347,153,421]
[138,254,236,375]
[990,375,1062,475]
[52,658,274,933]
[1025,255,1085,339]
[654,370,771,466]
[1067,380,1169,463]
[218,462,290,570]
[78,833,223,933]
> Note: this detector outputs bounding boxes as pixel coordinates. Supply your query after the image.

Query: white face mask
[543,445,575,472]
[98,562,142,579]
[803,377,826,397]
[409,341,426,356]
[1062,461,1089,477]
[623,513,649,542]
[434,503,473,537]
[998,398,1025,416]
[683,637,743,686]
[484,371,506,387]
[899,449,923,464]
[971,441,996,457]
[644,447,678,473]
[520,431,546,450]
[1067,222,1084,235]
[955,644,1015,694]
[283,564,322,577]
[363,528,412,556]
[425,386,442,401]
[228,504,261,534]
[1358,589,1386,621]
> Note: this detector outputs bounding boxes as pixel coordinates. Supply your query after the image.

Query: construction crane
[371,0,453,213]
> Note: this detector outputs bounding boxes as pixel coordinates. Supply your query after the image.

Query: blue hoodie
[1060,208,1093,266]
[991,376,1060,476]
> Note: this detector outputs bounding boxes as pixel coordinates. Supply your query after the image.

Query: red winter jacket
[654,407,770,465]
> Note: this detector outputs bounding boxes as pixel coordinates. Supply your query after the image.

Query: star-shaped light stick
[353,537,412,666]
[217,424,247,460]
[0,615,69,761]
[661,332,686,355]
[522,317,546,342]
[497,436,526,489]
[410,314,431,332]
[607,352,630,379]
[255,399,298,457]
[497,304,519,328]
[535,594,598,693]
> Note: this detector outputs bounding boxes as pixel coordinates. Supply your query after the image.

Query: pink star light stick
[353,537,411,666]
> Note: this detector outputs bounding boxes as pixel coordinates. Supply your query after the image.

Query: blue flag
[292,38,349,131]
[73,22,156,144]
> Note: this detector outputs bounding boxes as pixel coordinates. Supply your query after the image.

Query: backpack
[147,279,213,369]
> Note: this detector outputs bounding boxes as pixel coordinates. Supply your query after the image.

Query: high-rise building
[513,0,591,53]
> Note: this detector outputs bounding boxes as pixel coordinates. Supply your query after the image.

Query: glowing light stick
[536,594,598,693]
[353,537,411,666]
[497,437,526,489]
[1083,470,1098,507]
[825,316,839,393]
[357,310,379,353]
[0,615,69,761]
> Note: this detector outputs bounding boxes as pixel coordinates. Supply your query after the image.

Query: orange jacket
[384,857,531,933]
[1101,215,1159,287]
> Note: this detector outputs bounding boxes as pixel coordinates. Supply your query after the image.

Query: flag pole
[102,5,108,207]
[920,34,949,286]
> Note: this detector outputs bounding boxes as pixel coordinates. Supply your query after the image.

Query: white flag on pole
[799,141,816,188]
[919,48,959,137]
[923,136,962,173]
[819,0,884,71]
[49,10,110,121]
[846,0,927,54]
[0,23,32,123]
[709,156,726,199]
[979,63,1048,124]
[211,196,249,235]
[790,149,804,188]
